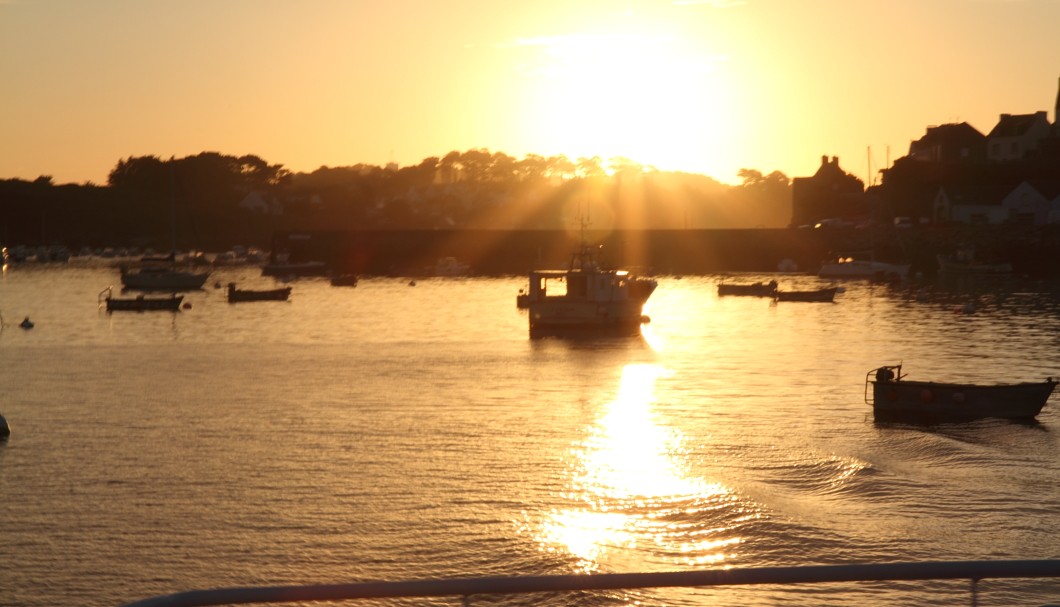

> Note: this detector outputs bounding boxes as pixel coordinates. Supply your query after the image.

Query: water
[3,262,1060,607]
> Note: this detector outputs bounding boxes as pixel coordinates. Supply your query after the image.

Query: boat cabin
[527,268,635,303]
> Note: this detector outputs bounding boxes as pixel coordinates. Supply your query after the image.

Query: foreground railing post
[970,577,978,607]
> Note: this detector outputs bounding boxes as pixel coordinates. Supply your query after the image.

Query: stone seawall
[270,226,1060,278]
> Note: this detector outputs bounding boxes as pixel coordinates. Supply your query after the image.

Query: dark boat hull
[227,285,291,302]
[871,379,1056,421]
[106,295,184,312]
[528,299,649,338]
[775,287,837,302]
[718,282,777,297]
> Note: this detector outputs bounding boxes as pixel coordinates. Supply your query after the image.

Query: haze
[2,0,1058,185]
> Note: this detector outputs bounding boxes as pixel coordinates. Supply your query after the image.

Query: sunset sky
[2,0,1059,186]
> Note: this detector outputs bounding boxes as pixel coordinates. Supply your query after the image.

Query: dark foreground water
[3,263,1060,607]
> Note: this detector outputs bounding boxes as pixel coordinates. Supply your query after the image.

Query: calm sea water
[3,261,1060,607]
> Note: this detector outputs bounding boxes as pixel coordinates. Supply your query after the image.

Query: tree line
[0,150,794,252]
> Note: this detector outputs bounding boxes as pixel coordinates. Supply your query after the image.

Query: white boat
[524,241,657,338]
[431,256,471,276]
[818,256,910,279]
[119,253,210,290]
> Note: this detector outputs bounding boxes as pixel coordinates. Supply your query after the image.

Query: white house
[932,186,1010,225]
[1001,180,1060,224]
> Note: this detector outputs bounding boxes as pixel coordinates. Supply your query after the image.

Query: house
[790,156,864,226]
[987,111,1051,162]
[932,183,1012,225]
[908,122,987,164]
[1001,180,1060,224]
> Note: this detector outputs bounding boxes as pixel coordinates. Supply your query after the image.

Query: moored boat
[819,256,909,280]
[226,283,291,302]
[525,239,657,338]
[329,274,359,287]
[718,280,777,297]
[119,254,210,291]
[937,248,1013,274]
[775,286,838,302]
[865,364,1056,421]
[430,256,471,277]
[100,286,184,312]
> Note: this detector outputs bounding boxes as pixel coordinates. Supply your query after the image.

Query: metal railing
[121,559,1060,607]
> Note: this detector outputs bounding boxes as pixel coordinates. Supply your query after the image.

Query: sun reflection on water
[539,363,743,572]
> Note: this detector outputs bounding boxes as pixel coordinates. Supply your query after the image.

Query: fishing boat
[226,283,291,302]
[774,286,838,302]
[99,286,183,312]
[524,238,657,338]
[718,280,777,297]
[865,363,1056,421]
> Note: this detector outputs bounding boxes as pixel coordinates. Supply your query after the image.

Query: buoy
[0,412,10,439]
[409,280,416,286]
[19,317,33,329]
[182,302,192,309]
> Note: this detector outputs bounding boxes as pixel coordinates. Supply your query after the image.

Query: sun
[516,21,739,175]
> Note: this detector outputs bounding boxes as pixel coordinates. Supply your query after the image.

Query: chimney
[1055,75,1059,124]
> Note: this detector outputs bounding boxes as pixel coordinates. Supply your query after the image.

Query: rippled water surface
[3,263,1060,607]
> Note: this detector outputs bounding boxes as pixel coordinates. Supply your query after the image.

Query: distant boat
[774,286,838,302]
[120,258,210,291]
[226,283,291,303]
[99,286,183,312]
[718,280,777,297]
[937,248,1013,274]
[329,274,359,287]
[431,257,471,277]
[818,256,909,279]
[262,252,328,278]
[525,236,657,338]
[866,363,1056,422]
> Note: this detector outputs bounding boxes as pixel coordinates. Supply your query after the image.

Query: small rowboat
[775,287,837,302]
[718,280,777,297]
[865,364,1057,422]
[227,283,291,302]
[99,286,183,312]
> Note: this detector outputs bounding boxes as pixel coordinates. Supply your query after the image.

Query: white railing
[120,559,1060,607]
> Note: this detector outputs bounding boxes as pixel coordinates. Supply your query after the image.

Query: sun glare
[538,364,740,571]
[517,23,736,175]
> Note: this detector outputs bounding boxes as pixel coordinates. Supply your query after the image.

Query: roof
[988,112,1049,138]
[1023,179,1060,200]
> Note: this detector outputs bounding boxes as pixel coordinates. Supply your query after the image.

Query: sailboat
[119,173,210,291]
[119,252,210,290]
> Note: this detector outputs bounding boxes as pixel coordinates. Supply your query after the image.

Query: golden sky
[2,0,1058,185]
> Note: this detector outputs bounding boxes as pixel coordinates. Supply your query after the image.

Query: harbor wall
[270,225,1060,278]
